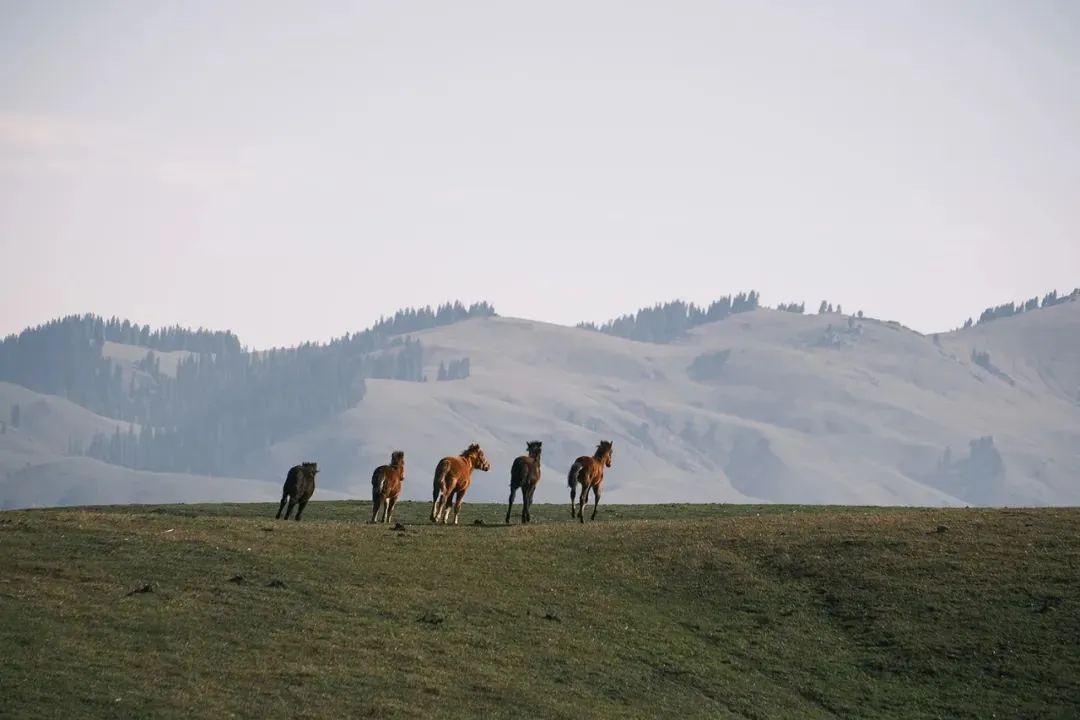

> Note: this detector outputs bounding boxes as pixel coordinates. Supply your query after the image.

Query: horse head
[464,443,491,472]
[596,440,613,468]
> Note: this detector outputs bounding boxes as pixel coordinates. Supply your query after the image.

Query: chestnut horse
[430,443,491,525]
[505,440,542,525]
[370,450,405,524]
[276,461,319,521]
[567,440,613,523]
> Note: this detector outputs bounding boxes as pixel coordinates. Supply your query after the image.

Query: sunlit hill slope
[2,297,1078,509]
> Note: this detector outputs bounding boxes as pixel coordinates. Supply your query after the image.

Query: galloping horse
[276,461,319,521]
[505,440,542,524]
[430,443,491,525]
[567,440,613,523]
[370,450,405,524]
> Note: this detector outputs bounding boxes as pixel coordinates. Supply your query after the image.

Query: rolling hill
[256,301,1080,508]
[2,297,1078,510]
[0,381,350,509]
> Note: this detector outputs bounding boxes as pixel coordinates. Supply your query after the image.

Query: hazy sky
[1,1,1077,349]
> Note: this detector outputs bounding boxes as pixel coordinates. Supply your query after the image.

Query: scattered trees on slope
[961,287,1079,329]
[577,291,761,344]
[0,301,496,476]
[935,435,1007,504]
[437,358,471,381]
[578,284,1077,344]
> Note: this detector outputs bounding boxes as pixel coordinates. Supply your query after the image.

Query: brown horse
[370,450,405,524]
[567,440,613,523]
[430,443,491,525]
[505,440,542,525]
[276,461,319,521]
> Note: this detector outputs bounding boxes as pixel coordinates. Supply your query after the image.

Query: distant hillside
[0,301,494,480]
[577,286,1080,344]
[302,301,1079,509]
[0,454,349,510]
[2,289,1078,510]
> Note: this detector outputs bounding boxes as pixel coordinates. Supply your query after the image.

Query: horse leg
[430,485,444,524]
[385,495,398,524]
[578,485,590,524]
[283,496,297,520]
[569,482,577,518]
[276,493,289,519]
[451,490,466,525]
[371,488,381,523]
[505,485,518,525]
[295,498,309,521]
[522,486,534,523]
[434,486,452,525]
[590,483,602,521]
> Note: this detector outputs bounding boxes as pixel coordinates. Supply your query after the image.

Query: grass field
[2,500,1078,719]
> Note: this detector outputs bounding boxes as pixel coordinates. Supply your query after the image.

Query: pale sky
[1,0,1077,349]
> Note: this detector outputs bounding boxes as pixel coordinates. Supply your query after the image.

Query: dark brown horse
[568,440,613,523]
[505,440,542,524]
[430,443,491,525]
[276,461,319,521]
[370,450,405,524]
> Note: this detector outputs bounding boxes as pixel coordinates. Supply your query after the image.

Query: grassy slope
[2,502,1078,719]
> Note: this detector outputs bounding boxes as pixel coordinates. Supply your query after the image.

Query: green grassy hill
[2,502,1078,719]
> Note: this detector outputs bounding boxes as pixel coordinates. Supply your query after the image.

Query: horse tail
[434,460,450,488]
[567,460,584,488]
[431,459,452,522]
[432,459,453,504]
[509,456,524,490]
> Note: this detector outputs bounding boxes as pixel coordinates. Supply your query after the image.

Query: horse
[276,461,319,521]
[505,440,542,524]
[567,440,613,523]
[430,443,491,525]
[370,450,406,524]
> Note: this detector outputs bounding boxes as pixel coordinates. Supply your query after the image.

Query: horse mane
[390,450,405,468]
[460,443,481,457]
[593,440,613,460]
[526,440,542,458]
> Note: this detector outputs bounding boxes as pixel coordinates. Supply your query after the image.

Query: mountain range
[2,290,1078,510]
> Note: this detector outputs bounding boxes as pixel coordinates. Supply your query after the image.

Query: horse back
[371,464,386,493]
[510,455,527,488]
[573,455,603,487]
[283,464,302,493]
[437,455,473,492]
[433,455,458,486]
[297,471,316,501]
[375,464,401,498]
[512,454,540,488]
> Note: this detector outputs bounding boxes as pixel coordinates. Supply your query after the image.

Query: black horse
[276,461,319,521]
[505,441,543,524]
